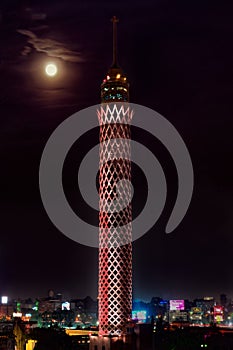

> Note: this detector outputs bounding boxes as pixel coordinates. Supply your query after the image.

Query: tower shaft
[98,104,133,335]
[91,18,133,349]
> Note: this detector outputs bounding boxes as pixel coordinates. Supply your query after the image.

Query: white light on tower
[1,296,8,304]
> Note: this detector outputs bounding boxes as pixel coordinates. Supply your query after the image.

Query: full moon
[45,63,58,77]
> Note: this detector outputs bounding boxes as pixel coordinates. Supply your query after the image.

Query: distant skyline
[0,0,232,301]
[0,290,228,305]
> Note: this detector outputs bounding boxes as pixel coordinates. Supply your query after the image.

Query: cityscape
[1,0,233,349]
[0,291,233,349]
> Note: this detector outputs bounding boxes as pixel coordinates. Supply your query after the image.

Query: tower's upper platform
[101,16,129,103]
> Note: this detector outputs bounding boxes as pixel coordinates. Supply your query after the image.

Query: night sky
[0,0,232,302]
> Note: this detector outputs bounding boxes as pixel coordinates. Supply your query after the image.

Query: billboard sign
[62,301,70,310]
[214,305,223,322]
[170,300,185,311]
[1,296,8,304]
[132,310,147,323]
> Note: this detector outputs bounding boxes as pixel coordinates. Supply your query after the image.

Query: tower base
[89,334,135,350]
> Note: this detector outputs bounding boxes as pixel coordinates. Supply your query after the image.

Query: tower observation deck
[96,16,133,345]
[101,16,129,103]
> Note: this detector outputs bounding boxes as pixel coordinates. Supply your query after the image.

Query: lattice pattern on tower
[97,103,133,335]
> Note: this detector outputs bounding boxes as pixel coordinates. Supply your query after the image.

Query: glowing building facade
[90,16,133,349]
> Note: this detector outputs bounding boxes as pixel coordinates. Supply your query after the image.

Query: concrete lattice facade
[90,17,133,350]
[98,104,133,336]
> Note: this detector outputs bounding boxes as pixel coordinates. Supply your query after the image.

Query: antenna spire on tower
[111,16,119,67]
[101,16,129,102]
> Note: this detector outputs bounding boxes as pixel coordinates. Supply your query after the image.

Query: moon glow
[45,63,58,77]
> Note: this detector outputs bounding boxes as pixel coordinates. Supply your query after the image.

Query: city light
[1,296,8,304]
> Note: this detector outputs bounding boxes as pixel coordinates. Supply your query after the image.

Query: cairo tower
[90,17,134,350]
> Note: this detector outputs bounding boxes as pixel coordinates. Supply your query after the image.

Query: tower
[90,17,133,350]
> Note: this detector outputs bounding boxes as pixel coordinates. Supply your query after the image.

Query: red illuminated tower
[90,17,133,350]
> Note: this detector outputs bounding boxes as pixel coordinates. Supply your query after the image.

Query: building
[38,297,61,314]
[70,296,98,326]
[150,297,168,319]
[220,294,227,307]
[169,310,188,323]
[189,307,203,324]
[194,297,215,314]
[90,16,133,350]
[213,305,224,323]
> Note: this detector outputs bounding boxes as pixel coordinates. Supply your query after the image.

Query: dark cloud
[17,29,83,63]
